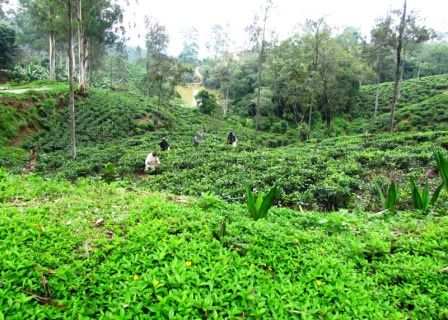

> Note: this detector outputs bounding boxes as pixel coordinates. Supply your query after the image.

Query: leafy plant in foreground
[410,179,442,210]
[246,185,279,220]
[434,150,448,190]
[102,163,117,183]
[375,182,398,212]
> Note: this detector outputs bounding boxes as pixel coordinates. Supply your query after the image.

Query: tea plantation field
[1,82,447,212]
[1,78,448,318]
[354,74,448,132]
[1,171,448,319]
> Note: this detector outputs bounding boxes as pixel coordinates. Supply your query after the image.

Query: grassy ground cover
[1,170,447,319]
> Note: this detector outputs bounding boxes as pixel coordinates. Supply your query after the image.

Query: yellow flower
[152,280,160,287]
[250,264,255,268]
[185,261,192,267]
[316,280,323,286]
[133,275,139,280]
[319,247,325,253]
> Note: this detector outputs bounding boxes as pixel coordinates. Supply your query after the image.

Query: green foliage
[1,82,447,213]
[410,179,442,210]
[102,163,117,184]
[245,185,279,220]
[29,89,164,151]
[0,171,447,318]
[195,89,218,115]
[376,181,398,212]
[355,74,448,133]
[0,21,17,69]
[434,150,448,190]
[10,63,49,83]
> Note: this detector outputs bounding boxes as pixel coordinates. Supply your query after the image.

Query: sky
[4,0,447,57]
[121,0,448,57]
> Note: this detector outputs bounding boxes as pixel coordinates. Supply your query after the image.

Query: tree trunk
[389,0,407,134]
[397,51,405,100]
[255,39,265,131]
[68,0,77,160]
[417,55,421,79]
[255,2,271,131]
[157,80,162,110]
[77,0,86,94]
[49,32,56,80]
[323,80,331,132]
[308,17,324,140]
[307,104,312,140]
[373,53,381,119]
[221,87,229,115]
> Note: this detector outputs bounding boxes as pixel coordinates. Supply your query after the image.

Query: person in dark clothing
[227,131,237,147]
[193,132,200,147]
[159,137,170,151]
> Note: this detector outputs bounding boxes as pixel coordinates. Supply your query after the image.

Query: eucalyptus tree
[66,0,76,159]
[205,24,235,115]
[76,0,124,93]
[178,26,199,68]
[247,0,274,130]
[371,0,431,133]
[18,0,65,80]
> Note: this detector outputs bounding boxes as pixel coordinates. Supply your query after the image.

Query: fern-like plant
[245,186,279,220]
[410,179,442,210]
[375,182,398,212]
[434,150,448,190]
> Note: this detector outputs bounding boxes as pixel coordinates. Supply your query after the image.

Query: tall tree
[247,0,274,130]
[0,0,9,19]
[307,17,324,139]
[0,21,17,69]
[76,0,124,93]
[370,15,395,119]
[67,0,76,159]
[389,0,407,133]
[144,17,188,109]
[18,0,64,80]
[384,1,431,132]
[178,26,199,67]
[205,24,235,115]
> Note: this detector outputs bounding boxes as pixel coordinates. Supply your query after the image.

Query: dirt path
[0,86,51,94]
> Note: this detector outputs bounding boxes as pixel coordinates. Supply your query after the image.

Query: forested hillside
[1,0,448,318]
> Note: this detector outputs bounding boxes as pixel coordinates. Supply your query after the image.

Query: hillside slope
[354,74,448,132]
[1,171,447,318]
[1,82,447,211]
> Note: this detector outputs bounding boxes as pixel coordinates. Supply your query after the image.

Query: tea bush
[32,129,448,211]
[354,74,448,132]
[0,171,447,318]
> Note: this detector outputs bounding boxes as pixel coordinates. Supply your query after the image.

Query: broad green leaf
[258,186,279,218]
[410,179,423,210]
[245,186,257,218]
[375,184,387,209]
[435,150,448,190]
[255,191,263,211]
[386,182,397,212]
[430,183,443,205]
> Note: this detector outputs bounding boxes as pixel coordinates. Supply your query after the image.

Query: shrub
[195,89,218,115]
[410,179,442,210]
[246,185,279,220]
[375,182,398,213]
